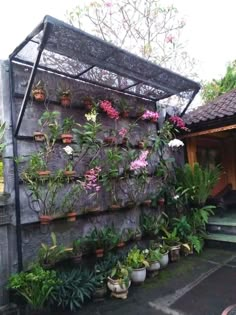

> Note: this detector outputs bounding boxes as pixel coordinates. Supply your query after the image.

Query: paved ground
[67,248,236,315]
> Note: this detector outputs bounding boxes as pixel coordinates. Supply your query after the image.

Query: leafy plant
[50,268,97,311]
[60,182,84,214]
[110,261,132,288]
[23,153,47,177]
[88,226,117,250]
[22,170,64,216]
[38,232,72,267]
[175,163,220,207]
[61,117,76,134]
[140,212,167,238]
[161,227,180,247]
[0,121,6,153]
[143,248,162,263]
[172,215,192,242]
[8,266,59,310]
[126,246,149,269]
[32,80,46,92]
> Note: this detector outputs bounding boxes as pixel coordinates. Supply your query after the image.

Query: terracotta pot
[142,199,152,206]
[32,89,46,102]
[60,96,71,107]
[158,198,165,206]
[37,170,51,178]
[107,277,131,299]
[121,137,128,146]
[64,170,76,178]
[61,134,73,144]
[117,241,125,248]
[121,111,129,118]
[151,118,158,123]
[67,212,77,222]
[87,206,101,213]
[137,141,145,149]
[95,248,104,258]
[33,132,45,142]
[103,136,117,145]
[84,100,93,111]
[39,215,52,225]
[110,204,121,210]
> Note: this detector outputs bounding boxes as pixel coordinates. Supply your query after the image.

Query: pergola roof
[10,15,200,104]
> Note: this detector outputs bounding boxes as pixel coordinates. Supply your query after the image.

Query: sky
[0,0,236,85]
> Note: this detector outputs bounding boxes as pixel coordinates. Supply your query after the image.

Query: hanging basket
[67,212,77,222]
[61,134,73,144]
[36,170,51,178]
[32,89,46,102]
[63,170,76,178]
[60,96,71,107]
[39,215,52,225]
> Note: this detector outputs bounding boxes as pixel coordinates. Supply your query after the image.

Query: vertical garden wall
[0,16,200,294]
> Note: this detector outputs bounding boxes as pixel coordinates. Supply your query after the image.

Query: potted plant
[60,182,83,222]
[34,110,60,142]
[8,266,59,314]
[32,80,46,102]
[62,145,76,177]
[161,227,181,262]
[83,96,95,111]
[61,117,76,144]
[88,227,110,258]
[38,233,73,269]
[22,170,64,224]
[107,261,132,299]
[159,244,170,268]
[140,213,162,240]
[126,246,149,283]
[23,153,50,179]
[144,248,162,272]
[57,87,72,107]
[118,99,130,118]
[72,238,85,263]
[103,129,117,145]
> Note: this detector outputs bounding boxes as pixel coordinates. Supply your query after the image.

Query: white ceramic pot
[159,252,169,268]
[107,277,131,299]
[131,267,146,283]
[147,261,161,271]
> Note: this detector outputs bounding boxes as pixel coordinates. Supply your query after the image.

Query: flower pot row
[33,132,73,144]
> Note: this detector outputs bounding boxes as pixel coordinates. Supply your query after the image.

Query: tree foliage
[202,60,236,102]
[67,0,197,78]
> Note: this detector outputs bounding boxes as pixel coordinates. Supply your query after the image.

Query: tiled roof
[183,89,236,126]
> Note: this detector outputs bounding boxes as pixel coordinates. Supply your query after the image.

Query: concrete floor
[66,248,236,315]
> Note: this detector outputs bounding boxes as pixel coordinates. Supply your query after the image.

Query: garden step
[205,233,236,243]
[208,214,236,227]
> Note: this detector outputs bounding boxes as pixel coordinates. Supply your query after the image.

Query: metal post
[9,21,52,271]
[180,88,200,117]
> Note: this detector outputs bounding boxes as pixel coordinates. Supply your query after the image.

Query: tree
[67,0,197,79]
[202,60,236,102]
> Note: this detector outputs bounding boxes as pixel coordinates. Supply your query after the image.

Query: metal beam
[14,22,53,137]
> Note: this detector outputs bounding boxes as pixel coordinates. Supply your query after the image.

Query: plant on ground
[126,246,149,269]
[8,266,59,310]
[143,247,162,263]
[110,261,132,288]
[50,267,97,311]
[38,232,72,268]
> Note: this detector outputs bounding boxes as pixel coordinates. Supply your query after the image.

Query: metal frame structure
[8,15,200,270]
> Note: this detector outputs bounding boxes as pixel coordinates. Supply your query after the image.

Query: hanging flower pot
[33,132,45,142]
[103,136,117,145]
[158,198,165,206]
[137,140,145,149]
[110,204,121,210]
[83,98,93,111]
[95,248,104,258]
[121,110,129,118]
[121,137,128,146]
[32,89,46,102]
[61,134,73,144]
[63,170,76,178]
[117,241,125,248]
[60,95,71,107]
[67,212,77,222]
[39,215,52,225]
[36,170,51,178]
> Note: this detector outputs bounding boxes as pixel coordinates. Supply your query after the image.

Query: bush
[50,268,97,311]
